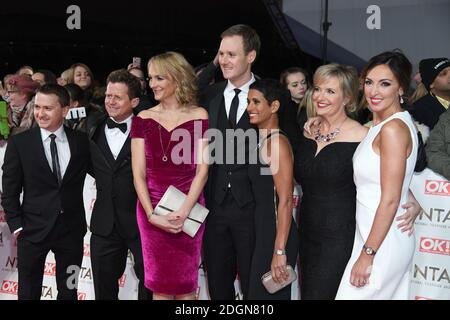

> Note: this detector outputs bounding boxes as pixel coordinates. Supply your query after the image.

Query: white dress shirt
[223,75,255,189]
[41,125,71,178]
[223,74,256,123]
[105,115,133,159]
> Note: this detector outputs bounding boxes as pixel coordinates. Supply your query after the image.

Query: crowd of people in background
[0,23,449,300]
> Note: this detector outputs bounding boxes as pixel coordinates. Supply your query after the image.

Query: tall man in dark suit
[86,69,150,300]
[2,84,91,300]
[201,24,262,299]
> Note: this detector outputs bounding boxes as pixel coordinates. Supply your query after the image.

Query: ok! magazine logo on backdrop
[0,280,18,295]
[425,180,450,196]
[44,262,57,276]
[419,237,450,256]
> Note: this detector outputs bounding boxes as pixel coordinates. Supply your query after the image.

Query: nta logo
[5,256,18,269]
[414,265,450,284]
[418,208,450,224]
[41,286,54,299]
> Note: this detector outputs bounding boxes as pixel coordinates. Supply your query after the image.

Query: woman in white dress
[336,51,418,299]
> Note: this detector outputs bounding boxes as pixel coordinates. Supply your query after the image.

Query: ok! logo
[0,280,18,295]
[83,244,91,257]
[415,296,433,300]
[118,274,126,288]
[425,180,450,196]
[44,263,57,276]
[419,237,450,256]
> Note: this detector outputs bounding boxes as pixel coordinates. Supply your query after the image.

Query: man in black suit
[86,69,150,300]
[201,24,262,299]
[2,84,91,300]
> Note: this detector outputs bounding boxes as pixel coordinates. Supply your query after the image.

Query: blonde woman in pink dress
[131,52,208,300]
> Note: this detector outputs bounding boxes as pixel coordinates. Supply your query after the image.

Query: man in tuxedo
[201,24,261,299]
[2,84,91,300]
[86,69,150,300]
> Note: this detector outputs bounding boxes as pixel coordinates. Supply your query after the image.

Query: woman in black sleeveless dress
[246,79,299,300]
[294,64,368,299]
[295,137,359,299]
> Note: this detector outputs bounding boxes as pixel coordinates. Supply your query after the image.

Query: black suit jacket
[1,126,90,243]
[200,81,256,208]
[86,112,139,239]
[412,93,446,130]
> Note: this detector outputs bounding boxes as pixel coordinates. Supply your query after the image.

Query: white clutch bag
[153,185,209,238]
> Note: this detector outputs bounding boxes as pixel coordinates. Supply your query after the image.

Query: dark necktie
[228,88,241,127]
[49,134,62,185]
[106,118,127,133]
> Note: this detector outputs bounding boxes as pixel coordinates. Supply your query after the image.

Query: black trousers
[203,190,255,300]
[90,226,151,300]
[17,216,84,300]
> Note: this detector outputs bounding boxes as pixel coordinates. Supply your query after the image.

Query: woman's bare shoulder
[347,119,369,142]
[137,106,159,119]
[380,118,410,139]
[188,105,208,120]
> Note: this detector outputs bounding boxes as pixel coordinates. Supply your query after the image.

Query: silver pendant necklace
[314,117,347,143]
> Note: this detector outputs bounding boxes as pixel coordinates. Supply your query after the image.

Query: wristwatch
[274,249,286,256]
[363,244,377,256]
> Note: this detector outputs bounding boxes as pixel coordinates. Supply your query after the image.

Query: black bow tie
[106,118,127,133]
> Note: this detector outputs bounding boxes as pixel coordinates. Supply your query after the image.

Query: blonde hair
[300,87,316,119]
[411,83,428,103]
[148,52,198,106]
[313,63,359,114]
[61,68,74,84]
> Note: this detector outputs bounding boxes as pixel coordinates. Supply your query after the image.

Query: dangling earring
[400,95,404,104]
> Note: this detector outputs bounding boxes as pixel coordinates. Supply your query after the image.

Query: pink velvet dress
[130,116,208,295]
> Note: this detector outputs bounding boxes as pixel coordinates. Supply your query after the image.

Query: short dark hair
[221,24,261,57]
[250,78,284,106]
[106,69,141,99]
[64,83,86,105]
[34,69,57,85]
[37,84,70,107]
[361,50,412,95]
[250,78,292,133]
